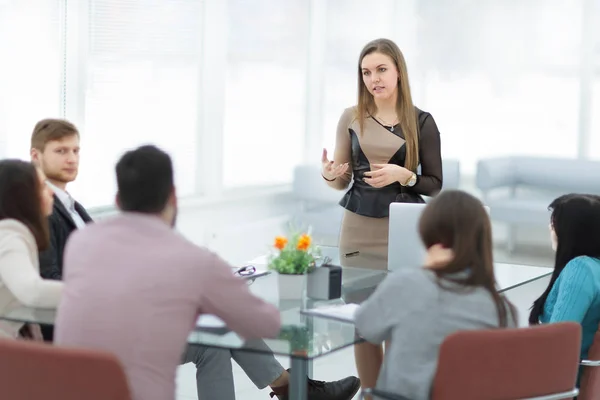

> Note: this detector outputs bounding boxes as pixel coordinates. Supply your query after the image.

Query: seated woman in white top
[354,190,517,400]
[0,159,63,338]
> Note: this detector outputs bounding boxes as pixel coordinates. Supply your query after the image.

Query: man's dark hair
[115,145,174,213]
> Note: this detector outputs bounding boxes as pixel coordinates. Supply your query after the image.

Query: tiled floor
[176,246,554,400]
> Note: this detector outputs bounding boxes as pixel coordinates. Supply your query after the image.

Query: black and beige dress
[325,106,443,270]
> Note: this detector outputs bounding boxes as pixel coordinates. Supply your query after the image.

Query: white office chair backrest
[387,203,490,271]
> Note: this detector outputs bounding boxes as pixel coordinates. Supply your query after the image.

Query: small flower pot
[276,272,307,300]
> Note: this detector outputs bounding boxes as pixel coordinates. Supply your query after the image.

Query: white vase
[277,273,307,300]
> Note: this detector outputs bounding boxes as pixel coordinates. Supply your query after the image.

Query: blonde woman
[321,38,443,271]
[321,38,443,391]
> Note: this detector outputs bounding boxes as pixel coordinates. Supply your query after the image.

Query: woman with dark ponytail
[529,194,600,363]
[354,190,516,399]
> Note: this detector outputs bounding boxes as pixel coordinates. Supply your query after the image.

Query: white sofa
[476,156,600,251]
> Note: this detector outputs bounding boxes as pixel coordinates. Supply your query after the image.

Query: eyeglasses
[234,265,256,277]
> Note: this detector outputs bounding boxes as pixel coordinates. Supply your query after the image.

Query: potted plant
[268,230,321,300]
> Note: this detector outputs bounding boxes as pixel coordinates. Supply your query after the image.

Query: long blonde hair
[356,38,419,171]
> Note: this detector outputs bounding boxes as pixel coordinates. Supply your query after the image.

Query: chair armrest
[581,359,600,366]
[362,388,413,400]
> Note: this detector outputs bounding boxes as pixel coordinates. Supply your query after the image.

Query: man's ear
[30,148,41,165]
[115,193,121,209]
[169,186,177,207]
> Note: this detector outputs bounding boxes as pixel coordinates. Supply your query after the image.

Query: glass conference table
[0,246,551,400]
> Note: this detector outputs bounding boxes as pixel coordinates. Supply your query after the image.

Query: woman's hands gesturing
[321,148,349,181]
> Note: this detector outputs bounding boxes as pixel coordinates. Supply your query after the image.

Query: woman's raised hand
[321,148,349,181]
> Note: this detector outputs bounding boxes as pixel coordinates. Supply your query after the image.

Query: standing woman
[321,37,443,392]
[321,38,442,271]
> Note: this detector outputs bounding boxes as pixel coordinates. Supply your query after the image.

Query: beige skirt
[338,210,389,270]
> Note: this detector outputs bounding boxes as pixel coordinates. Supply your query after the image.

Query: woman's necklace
[376,115,399,131]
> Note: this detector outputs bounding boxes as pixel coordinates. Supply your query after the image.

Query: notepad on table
[196,314,226,328]
[300,303,360,323]
[195,314,231,335]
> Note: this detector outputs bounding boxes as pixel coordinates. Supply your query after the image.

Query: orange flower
[296,234,311,251]
[274,236,288,250]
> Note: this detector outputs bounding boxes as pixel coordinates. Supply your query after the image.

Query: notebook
[300,303,360,323]
[196,314,226,328]
[195,314,229,335]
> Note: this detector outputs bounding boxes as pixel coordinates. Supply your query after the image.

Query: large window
[321,0,586,174]
[222,0,309,188]
[0,1,63,160]
[69,0,203,207]
[419,1,583,173]
[591,79,600,160]
[589,18,600,160]
[321,0,396,153]
[1,0,596,209]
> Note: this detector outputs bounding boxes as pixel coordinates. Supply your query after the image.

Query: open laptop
[388,203,429,271]
[388,202,490,271]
